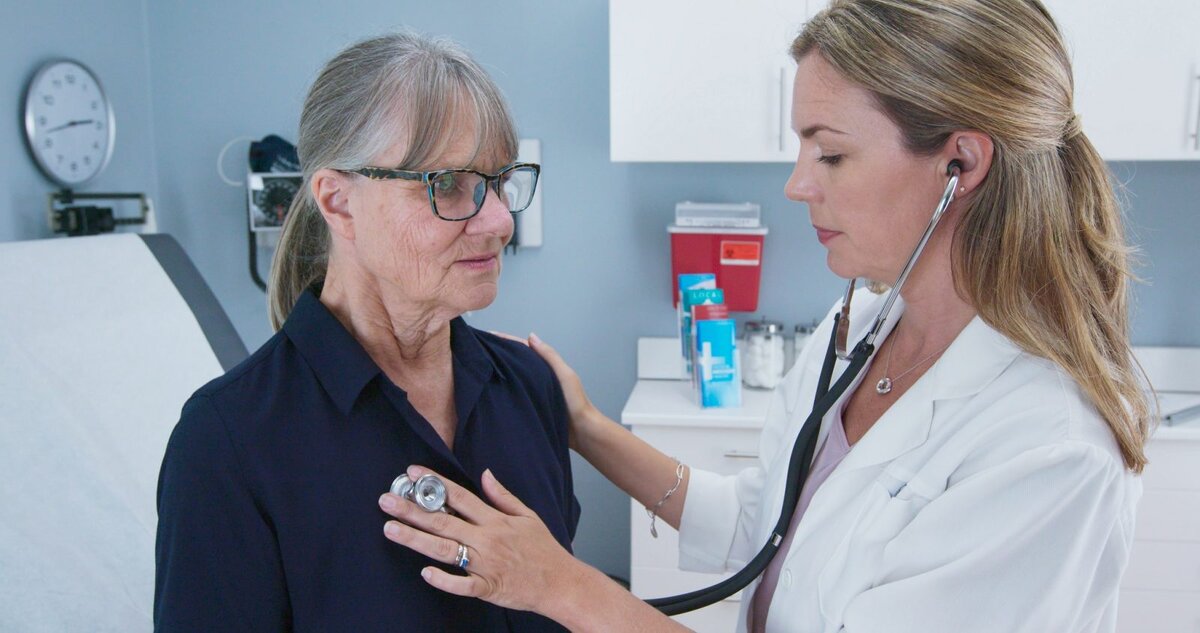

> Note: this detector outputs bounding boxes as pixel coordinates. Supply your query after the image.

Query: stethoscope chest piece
[390,472,449,513]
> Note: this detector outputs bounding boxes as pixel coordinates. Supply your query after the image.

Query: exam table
[0,234,246,632]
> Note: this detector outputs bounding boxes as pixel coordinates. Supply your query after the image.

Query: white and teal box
[694,318,742,408]
[676,273,717,370]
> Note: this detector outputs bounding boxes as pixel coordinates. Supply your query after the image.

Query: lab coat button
[782,570,793,588]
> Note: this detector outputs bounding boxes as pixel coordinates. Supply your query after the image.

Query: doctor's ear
[312,168,356,241]
[943,131,994,197]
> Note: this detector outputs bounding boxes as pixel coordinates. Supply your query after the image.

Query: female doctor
[378,0,1153,630]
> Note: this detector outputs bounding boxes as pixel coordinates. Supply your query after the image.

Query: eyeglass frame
[339,161,540,222]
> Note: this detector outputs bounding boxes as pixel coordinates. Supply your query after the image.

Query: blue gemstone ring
[455,543,471,570]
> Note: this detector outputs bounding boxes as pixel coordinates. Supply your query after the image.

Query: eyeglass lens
[430,167,537,220]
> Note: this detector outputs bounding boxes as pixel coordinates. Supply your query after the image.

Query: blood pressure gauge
[23,59,115,188]
[247,173,302,231]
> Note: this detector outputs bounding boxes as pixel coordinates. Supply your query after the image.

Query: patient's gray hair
[267,31,518,330]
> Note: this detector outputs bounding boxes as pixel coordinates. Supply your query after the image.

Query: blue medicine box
[694,318,742,408]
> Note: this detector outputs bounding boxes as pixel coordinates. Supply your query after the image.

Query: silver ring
[455,542,471,570]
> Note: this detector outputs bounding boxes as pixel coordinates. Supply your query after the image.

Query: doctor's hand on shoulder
[493,331,608,453]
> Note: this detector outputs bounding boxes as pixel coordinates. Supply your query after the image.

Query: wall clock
[23,59,115,188]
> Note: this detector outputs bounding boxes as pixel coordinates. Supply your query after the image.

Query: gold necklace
[875,330,952,395]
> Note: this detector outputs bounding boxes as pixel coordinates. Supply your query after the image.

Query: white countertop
[621,379,773,428]
[1156,391,1200,441]
[624,340,1200,440]
[621,379,1200,441]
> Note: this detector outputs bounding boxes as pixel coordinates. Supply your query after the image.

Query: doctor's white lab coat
[678,290,1142,633]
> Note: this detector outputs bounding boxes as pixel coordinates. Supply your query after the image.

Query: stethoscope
[387,161,963,616]
[645,160,963,615]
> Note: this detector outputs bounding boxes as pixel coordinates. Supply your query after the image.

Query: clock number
[66,74,76,85]
[43,95,54,106]
[38,116,47,126]
[95,122,103,130]
[70,162,78,172]
[83,156,91,166]
[91,100,98,110]
[44,138,53,149]
[93,141,100,150]
[57,154,64,163]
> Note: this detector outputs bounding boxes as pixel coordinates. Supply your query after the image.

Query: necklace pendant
[875,377,893,395]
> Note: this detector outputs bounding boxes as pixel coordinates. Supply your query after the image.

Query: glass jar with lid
[788,320,818,371]
[742,317,786,389]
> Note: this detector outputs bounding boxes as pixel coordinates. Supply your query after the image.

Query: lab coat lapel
[785,289,902,451]
[836,378,934,472]
[774,311,1025,585]
[834,314,1021,472]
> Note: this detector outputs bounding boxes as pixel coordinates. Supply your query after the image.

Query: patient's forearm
[574,408,689,531]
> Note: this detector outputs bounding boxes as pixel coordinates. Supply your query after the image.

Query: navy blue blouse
[155,290,580,632]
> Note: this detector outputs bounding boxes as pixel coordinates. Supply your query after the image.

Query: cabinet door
[610,0,808,162]
[612,1,1200,162]
[1048,0,1200,160]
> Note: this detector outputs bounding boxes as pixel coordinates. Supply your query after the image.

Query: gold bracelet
[647,460,686,538]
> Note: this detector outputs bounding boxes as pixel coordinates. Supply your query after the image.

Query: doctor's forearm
[546,559,693,633]
[574,408,689,530]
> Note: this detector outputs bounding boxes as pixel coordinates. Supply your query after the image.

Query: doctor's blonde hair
[267,31,518,330]
[793,0,1151,470]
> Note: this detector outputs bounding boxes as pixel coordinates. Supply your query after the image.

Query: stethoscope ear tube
[646,317,875,615]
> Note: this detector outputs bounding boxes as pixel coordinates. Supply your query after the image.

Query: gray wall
[4,0,1199,582]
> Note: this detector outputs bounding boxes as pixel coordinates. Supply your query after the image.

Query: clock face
[23,60,115,188]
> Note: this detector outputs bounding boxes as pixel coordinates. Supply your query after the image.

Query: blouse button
[782,570,793,588]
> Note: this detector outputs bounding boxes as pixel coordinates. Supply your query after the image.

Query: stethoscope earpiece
[947,159,964,176]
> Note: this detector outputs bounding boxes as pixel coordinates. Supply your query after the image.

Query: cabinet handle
[778,67,787,153]
[1191,74,1200,151]
[723,449,760,459]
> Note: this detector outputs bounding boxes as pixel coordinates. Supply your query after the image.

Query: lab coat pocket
[816,477,930,626]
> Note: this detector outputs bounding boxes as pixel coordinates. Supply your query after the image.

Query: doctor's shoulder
[941,348,1133,485]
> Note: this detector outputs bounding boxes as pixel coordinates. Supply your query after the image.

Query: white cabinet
[1047,0,1200,160]
[609,0,811,162]
[1116,427,1200,633]
[622,379,774,633]
[610,1,1200,162]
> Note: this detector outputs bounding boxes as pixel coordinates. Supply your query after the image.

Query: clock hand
[45,119,96,133]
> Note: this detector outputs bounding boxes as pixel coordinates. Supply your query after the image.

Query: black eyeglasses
[343,162,540,221]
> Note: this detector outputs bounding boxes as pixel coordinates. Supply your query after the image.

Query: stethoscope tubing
[646,162,962,615]
[646,319,873,615]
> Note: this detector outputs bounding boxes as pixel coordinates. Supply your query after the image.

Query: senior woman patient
[154,32,577,631]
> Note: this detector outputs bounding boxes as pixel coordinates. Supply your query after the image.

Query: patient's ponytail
[267,188,327,331]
